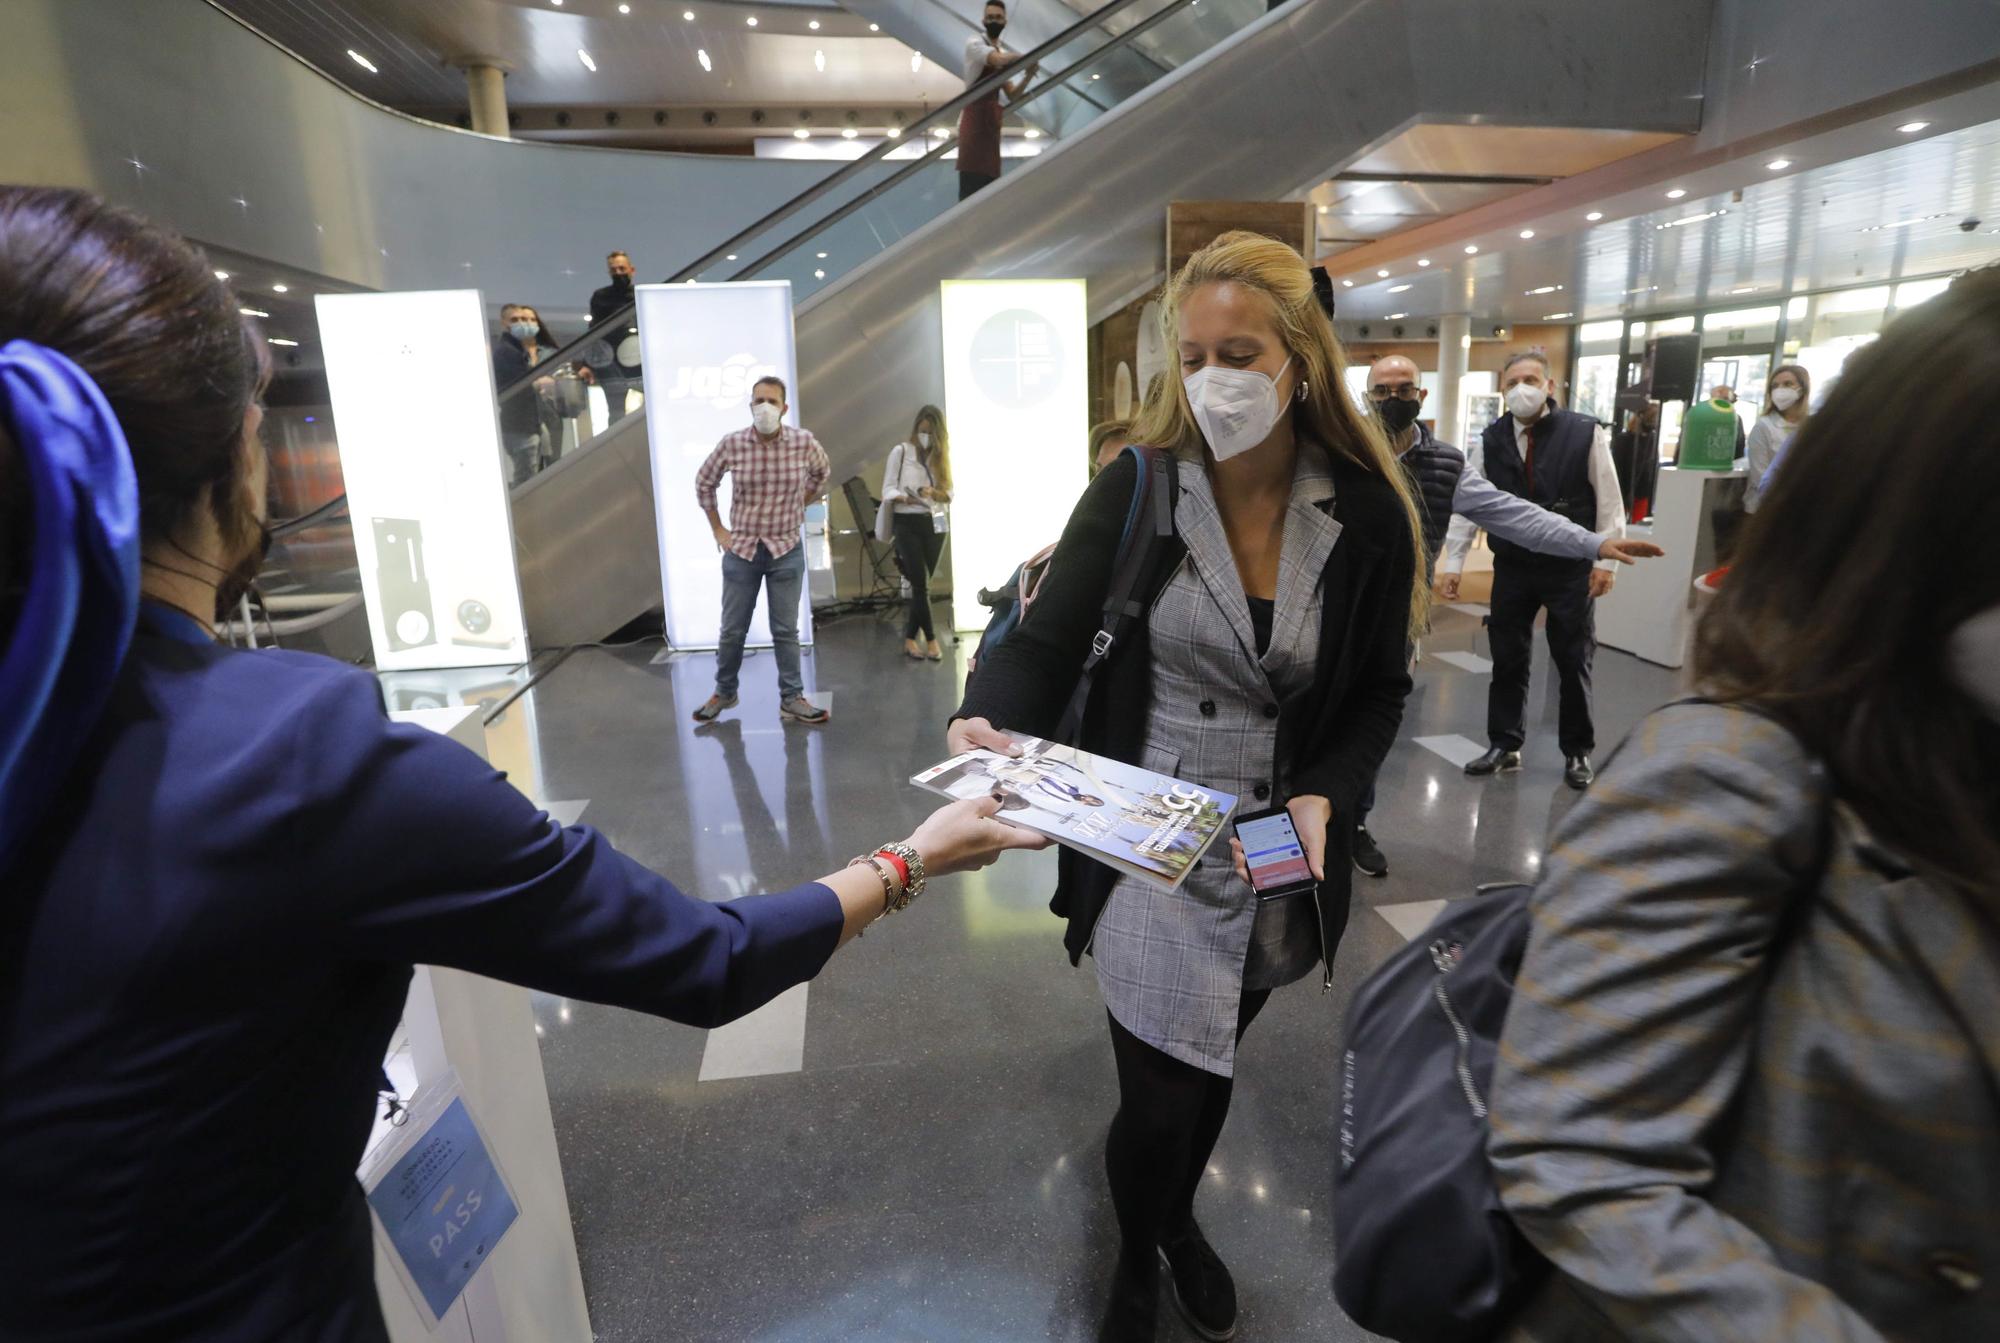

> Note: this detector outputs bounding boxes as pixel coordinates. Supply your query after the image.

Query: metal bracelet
[847,855,898,920]
[876,841,927,903]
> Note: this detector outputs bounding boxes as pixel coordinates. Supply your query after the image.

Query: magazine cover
[911,733,1238,889]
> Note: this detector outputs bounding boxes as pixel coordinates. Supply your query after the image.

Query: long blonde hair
[1132,230,1429,637]
[910,403,952,492]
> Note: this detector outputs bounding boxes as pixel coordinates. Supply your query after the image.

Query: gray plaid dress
[1091,451,1341,1076]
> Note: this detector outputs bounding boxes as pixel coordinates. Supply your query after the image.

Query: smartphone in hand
[1232,807,1317,900]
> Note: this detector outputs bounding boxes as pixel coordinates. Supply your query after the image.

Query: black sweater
[955,446,1417,970]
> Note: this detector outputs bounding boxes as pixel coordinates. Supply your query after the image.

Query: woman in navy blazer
[0,188,1043,1342]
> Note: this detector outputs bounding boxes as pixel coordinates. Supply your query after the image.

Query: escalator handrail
[493,0,1166,406]
[726,0,1201,283]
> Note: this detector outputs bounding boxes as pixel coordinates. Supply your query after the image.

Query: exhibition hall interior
[4,1,1999,1341]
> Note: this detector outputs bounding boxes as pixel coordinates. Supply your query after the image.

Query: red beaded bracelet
[872,848,911,888]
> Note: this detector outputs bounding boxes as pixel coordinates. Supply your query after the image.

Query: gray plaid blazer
[1092,451,1339,1077]
[1489,702,2000,1342]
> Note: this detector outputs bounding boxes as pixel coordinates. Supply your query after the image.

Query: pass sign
[365,1095,519,1321]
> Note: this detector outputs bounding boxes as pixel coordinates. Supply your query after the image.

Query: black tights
[891,511,945,642]
[1103,990,1271,1259]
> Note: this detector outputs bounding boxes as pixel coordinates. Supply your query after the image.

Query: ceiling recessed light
[1317,204,1328,214]
[809,19,820,29]
[869,22,879,30]
[1387,283,1412,293]
[840,126,856,138]
[814,269,825,279]
[1518,229,1536,239]
[817,251,828,258]
[1091,73,1100,80]
[1666,188,1688,199]
[238,307,269,318]
[1340,279,1354,287]
[1585,210,1605,221]
[1544,312,1574,320]
[697,48,711,70]
[1857,212,1949,233]
[1657,208,1729,230]
[745,15,757,25]
[271,283,289,293]
[1525,284,1563,295]
[214,269,231,281]
[619,2,631,11]
[551,0,563,5]
[1386,312,1407,320]
[886,125,900,138]
[577,48,596,71]
[683,9,694,18]
[1898,120,1930,134]
[347,49,378,73]
[1464,245,1479,254]
[1024,127,1040,139]
[267,337,299,346]
[1417,258,1431,267]
[933,126,949,137]
[814,49,825,71]
[793,127,809,139]
[1766,158,1791,170]
[1376,268,1389,278]
[725,253,737,260]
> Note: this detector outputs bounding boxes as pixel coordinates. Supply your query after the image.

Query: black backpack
[1331,883,1544,1342]
[1332,710,1831,1342]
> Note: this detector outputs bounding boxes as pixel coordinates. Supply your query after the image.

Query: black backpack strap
[1053,445,1177,742]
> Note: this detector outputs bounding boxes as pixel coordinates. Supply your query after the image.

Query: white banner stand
[635,281,814,652]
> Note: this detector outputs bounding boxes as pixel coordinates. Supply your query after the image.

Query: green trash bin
[1679,397,1741,471]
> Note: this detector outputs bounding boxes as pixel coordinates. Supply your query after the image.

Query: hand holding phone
[1231,807,1318,899]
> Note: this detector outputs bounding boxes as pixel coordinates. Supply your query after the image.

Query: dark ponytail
[0,187,266,556]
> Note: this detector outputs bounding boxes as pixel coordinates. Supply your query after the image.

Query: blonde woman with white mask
[1744,363,1810,513]
[881,404,953,660]
[951,232,1427,1343]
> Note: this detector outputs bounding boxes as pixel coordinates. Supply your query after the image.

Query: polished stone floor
[515,600,1681,1342]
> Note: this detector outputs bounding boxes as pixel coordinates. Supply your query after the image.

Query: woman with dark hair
[0,187,1045,1342]
[1742,361,1809,513]
[881,403,953,660]
[1487,270,2000,1340]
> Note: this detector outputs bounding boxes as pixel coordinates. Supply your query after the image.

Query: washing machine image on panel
[373,518,438,653]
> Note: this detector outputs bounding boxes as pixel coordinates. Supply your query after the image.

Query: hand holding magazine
[911,732,1237,889]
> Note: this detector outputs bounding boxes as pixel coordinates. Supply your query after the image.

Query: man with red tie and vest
[1442,350,1626,791]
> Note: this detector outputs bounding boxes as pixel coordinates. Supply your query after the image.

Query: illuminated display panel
[939,278,1090,631]
[317,290,529,671]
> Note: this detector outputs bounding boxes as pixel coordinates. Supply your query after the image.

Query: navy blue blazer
[0,607,843,1341]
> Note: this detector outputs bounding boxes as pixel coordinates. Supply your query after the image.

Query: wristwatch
[875,841,927,907]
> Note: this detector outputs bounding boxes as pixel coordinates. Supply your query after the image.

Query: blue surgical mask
[508,321,537,343]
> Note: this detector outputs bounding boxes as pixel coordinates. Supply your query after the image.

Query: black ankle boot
[1158,1220,1237,1341]
[1097,1251,1158,1343]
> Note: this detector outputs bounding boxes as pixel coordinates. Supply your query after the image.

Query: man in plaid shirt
[692,375,832,724]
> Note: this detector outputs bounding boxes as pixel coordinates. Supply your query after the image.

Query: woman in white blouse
[1744,363,1809,513]
[882,405,954,660]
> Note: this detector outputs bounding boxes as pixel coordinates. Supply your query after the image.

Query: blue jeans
[716,542,806,701]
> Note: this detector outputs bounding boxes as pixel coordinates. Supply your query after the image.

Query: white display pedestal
[1595,466,1746,669]
[364,707,593,1343]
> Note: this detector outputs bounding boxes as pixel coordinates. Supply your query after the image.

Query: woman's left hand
[1228,793,1332,886]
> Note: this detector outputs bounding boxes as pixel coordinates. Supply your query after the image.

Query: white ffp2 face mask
[918,430,932,449]
[751,403,783,435]
[1505,381,1547,421]
[1184,356,1293,462]
[1770,386,1801,412]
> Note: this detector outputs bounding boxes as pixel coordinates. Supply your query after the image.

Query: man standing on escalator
[587,250,641,430]
[958,1,1036,201]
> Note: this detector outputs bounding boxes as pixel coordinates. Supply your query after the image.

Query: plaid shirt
[694,424,830,560]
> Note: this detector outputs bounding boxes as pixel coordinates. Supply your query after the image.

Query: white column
[464,63,510,139]
[1435,313,1472,448]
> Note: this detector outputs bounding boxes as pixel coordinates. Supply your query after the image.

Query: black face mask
[611,273,634,291]
[1374,396,1422,434]
[984,19,1006,40]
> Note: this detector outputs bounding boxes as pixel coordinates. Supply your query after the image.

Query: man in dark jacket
[1445,351,1627,791]
[587,250,641,429]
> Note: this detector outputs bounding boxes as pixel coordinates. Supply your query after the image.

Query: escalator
[278,0,1705,653]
